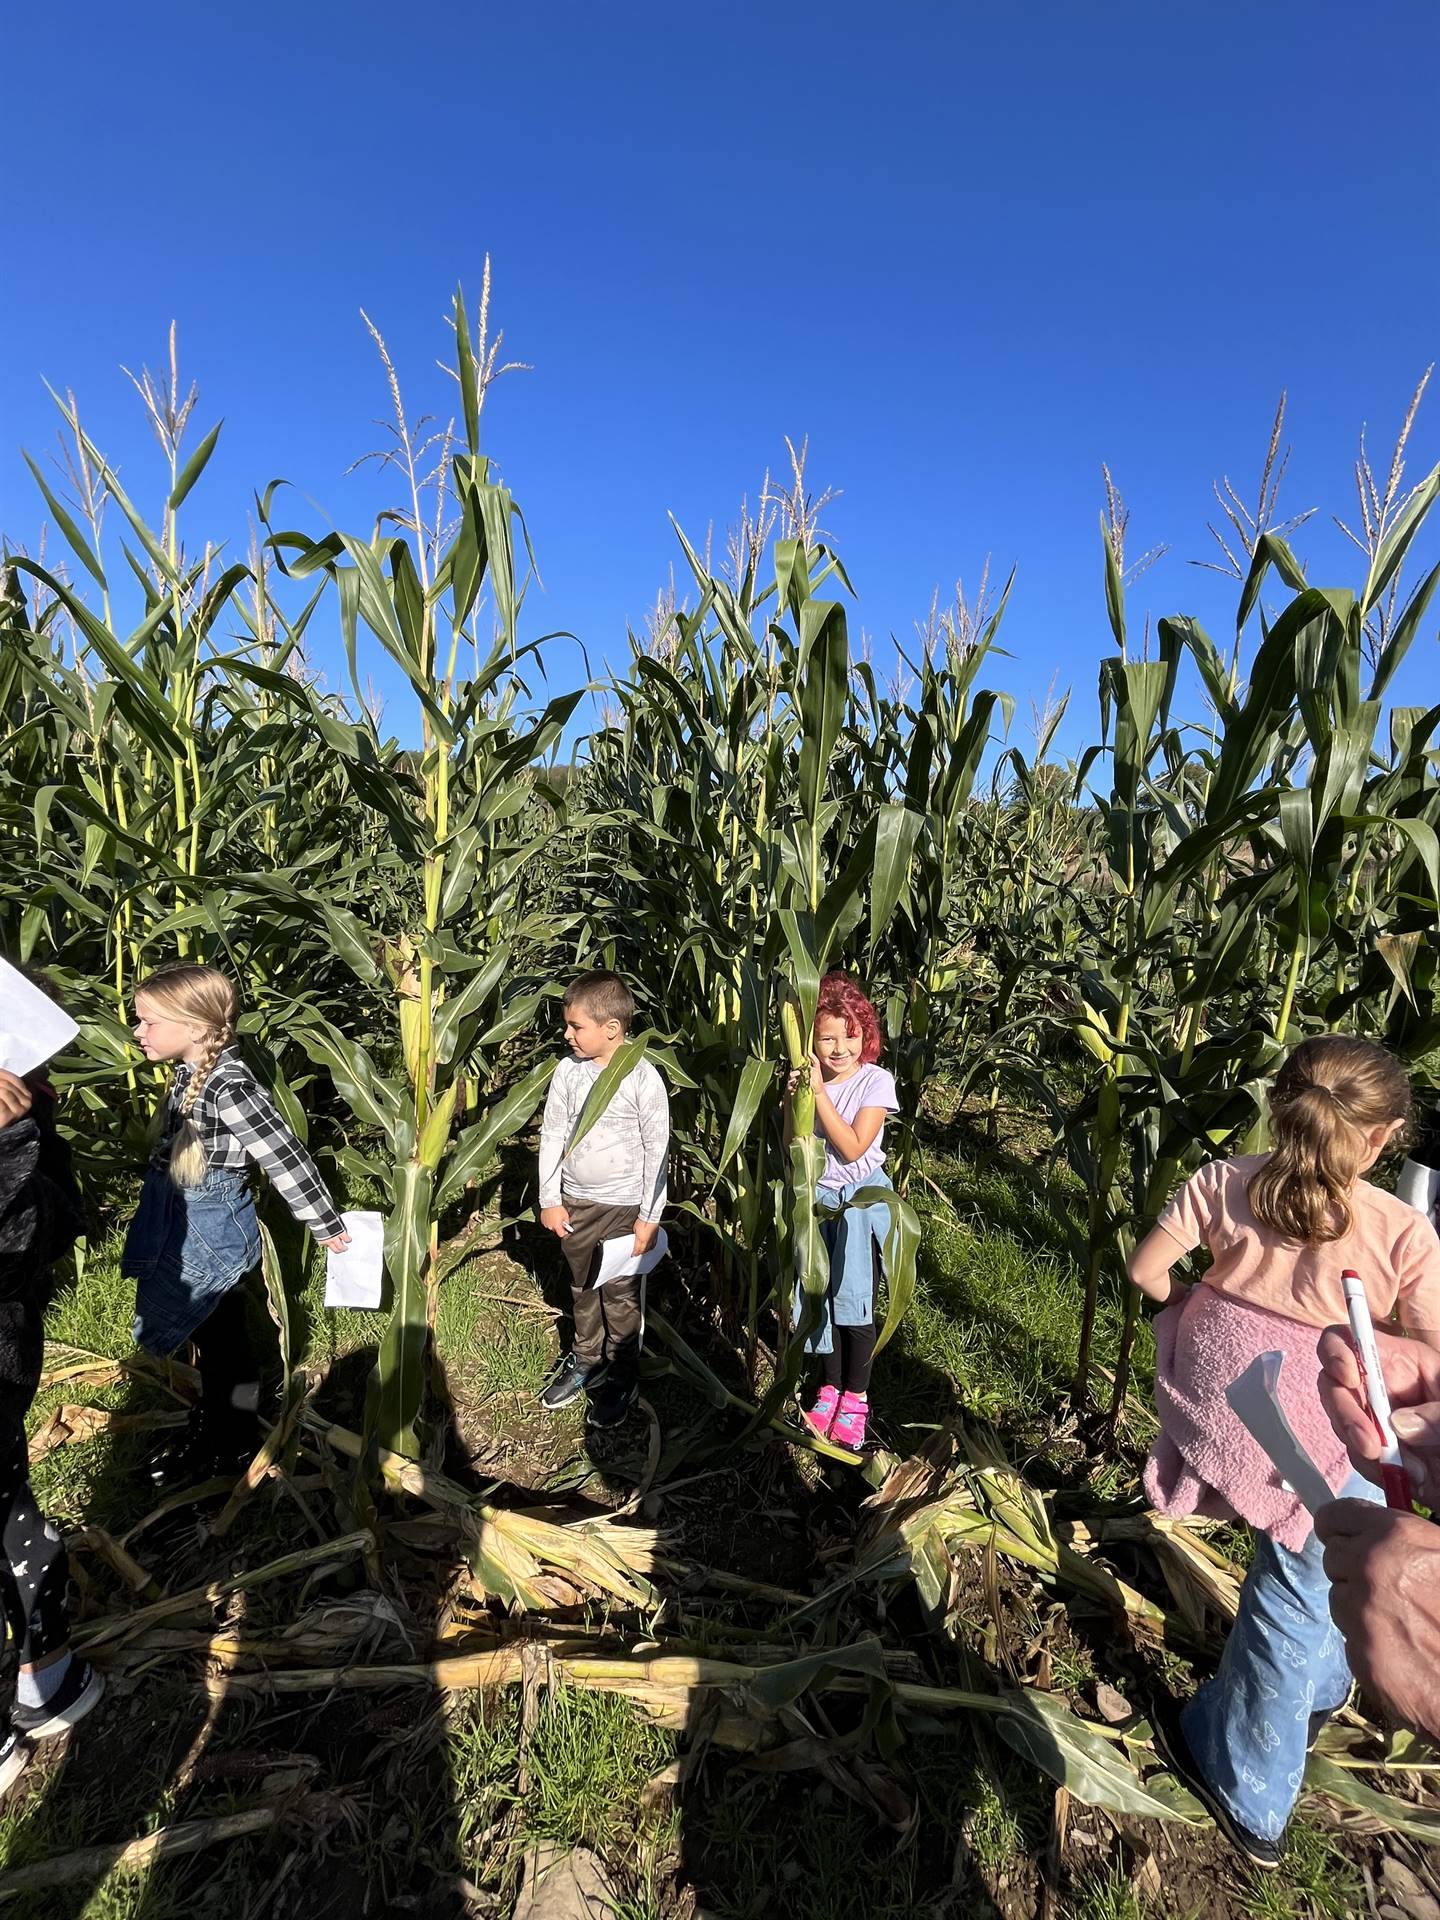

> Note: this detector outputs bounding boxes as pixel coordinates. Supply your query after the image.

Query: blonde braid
[169,1019,233,1188]
[181,1020,233,1115]
[135,964,242,1190]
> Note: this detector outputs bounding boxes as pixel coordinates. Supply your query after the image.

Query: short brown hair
[1249,1035,1412,1243]
[564,971,635,1032]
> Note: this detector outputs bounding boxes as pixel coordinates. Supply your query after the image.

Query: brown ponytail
[134,966,239,1189]
[1248,1035,1411,1243]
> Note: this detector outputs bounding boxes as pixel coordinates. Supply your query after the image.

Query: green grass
[519,1686,673,1854]
[965,1765,1027,1876]
[1049,1639,1098,1693]
[883,1151,1154,1453]
[1240,1821,1364,1920]
[0,1774,184,1920]
[1066,1860,1152,1920]
[451,1693,522,1862]
[435,1266,555,1398]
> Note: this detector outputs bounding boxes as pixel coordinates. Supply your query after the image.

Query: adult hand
[318,1230,352,1253]
[0,1070,33,1128]
[1318,1326,1440,1508]
[632,1218,659,1258]
[1316,1500,1440,1742]
[540,1205,572,1238]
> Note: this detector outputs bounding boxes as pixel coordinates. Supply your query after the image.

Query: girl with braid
[123,966,349,1483]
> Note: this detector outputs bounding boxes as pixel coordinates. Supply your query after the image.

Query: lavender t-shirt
[815,1063,899,1189]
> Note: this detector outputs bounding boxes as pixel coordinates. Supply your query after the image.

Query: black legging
[0,1422,69,1665]
[820,1236,881,1395]
[821,1323,878,1395]
[190,1285,261,1436]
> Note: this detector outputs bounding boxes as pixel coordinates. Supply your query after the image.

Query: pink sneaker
[802,1385,840,1438]
[830,1391,870,1451]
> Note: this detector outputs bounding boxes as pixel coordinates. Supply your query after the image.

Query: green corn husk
[856,1428,1168,1638]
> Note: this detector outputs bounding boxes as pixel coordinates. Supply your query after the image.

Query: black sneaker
[145,1412,206,1488]
[539,1354,607,1411]
[586,1374,639,1430]
[13,1660,104,1740]
[0,1727,34,1795]
[147,1409,257,1489]
[1150,1696,1282,1871]
[204,1410,262,1479]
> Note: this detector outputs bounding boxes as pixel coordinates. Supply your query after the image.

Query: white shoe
[13,1661,105,1739]
[0,1726,35,1796]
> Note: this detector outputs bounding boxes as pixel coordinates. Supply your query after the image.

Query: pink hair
[815,972,883,1064]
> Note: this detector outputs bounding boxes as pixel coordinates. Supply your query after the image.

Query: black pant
[0,1421,69,1665]
[562,1201,643,1377]
[191,1285,261,1440]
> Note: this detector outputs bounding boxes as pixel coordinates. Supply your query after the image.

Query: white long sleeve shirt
[537,1054,670,1220]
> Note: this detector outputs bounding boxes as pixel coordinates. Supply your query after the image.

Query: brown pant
[562,1200,644,1373]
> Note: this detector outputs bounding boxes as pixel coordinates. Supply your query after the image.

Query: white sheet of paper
[593,1227,669,1288]
[1226,1349,1336,1518]
[1397,1155,1440,1224]
[325,1210,385,1309]
[0,959,79,1077]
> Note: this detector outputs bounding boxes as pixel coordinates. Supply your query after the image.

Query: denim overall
[122,1167,260,1356]
[793,1170,893,1355]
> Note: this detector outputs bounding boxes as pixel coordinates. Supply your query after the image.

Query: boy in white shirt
[536,972,669,1427]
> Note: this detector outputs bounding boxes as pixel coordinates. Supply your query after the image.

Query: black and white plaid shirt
[151,1049,345,1241]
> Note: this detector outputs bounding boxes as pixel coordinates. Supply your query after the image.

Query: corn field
[7,296,1440,1903]
[4,304,1440,1466]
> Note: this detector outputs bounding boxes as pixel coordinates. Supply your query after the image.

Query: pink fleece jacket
[1144,1283,1352,1551]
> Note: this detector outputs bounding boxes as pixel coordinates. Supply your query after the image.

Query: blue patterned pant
[1181,1470,1383,1841]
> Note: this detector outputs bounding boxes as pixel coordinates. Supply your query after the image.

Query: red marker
[1342,1269,1416,1511]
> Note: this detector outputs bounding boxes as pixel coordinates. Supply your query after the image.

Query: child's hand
[807,1053,825,1094]
[541,1205,572,1238]
[0,1070,33,1128]
[632,1219,659,1258]
[319,1230,352,1252]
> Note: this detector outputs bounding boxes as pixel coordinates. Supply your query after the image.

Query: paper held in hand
[594,1227,669,1288]
[1226,1350,1336,1518]
[0,959,80,1078]
[325,1210,385,1309]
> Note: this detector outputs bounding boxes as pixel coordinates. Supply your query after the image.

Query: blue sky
[6,0,1440,760]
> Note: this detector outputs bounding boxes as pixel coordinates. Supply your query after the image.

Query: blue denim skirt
[121,1168,261,1356]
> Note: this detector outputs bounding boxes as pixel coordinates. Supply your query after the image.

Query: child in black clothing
[0,1062,102,1792]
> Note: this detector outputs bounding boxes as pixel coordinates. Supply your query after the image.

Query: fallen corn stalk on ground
[33,1372,1440,1865]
